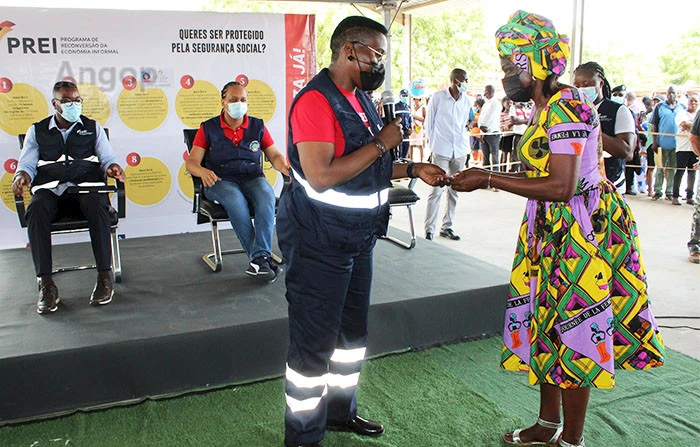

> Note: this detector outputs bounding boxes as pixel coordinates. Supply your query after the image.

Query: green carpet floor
[1,337,698,446]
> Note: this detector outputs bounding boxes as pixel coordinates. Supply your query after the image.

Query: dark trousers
[278,194,375,445]
[399,139,410,159]
[673,151,698,199]
[625,165,637,192]
[26,189,112,276]
[480,134,501,171]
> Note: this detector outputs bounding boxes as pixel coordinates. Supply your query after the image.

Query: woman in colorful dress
[450,11,665,447]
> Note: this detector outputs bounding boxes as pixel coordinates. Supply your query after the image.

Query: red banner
[284,14,316,151]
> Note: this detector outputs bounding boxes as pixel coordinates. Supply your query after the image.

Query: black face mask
[358,61,385,92]
[351,44,385,91]
[502,74,532,103]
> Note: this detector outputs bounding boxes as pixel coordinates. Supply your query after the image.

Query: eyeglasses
[351,41,384,62]
[54,98,83,106]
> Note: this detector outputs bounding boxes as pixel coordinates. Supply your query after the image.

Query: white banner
[0,7,315,249]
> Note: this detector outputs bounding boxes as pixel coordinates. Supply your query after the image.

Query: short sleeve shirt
[290,87,371,158]
[518,88,602,187]
[192,113,274,150]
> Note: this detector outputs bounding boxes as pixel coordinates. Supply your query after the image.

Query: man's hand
[11,171,30,196]
[199,168,221,187]
[377,117,403,149]
[451,168,488,192]
[413,163,451,187]
[106,164,126,182]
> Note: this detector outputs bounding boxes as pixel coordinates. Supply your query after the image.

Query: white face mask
[457,81,469,93]
[227,101,247,119]
[611,95,625,105]
[580,86,598,103]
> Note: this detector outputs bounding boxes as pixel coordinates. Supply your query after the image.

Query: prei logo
[0,20,15,42]
[2,20,58,54]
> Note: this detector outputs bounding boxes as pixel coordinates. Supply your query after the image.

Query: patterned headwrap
[495,10,570,81]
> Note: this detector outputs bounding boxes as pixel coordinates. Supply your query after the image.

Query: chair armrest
[14,194,27,228]
[190,173,203,214]
[65,182,126,218]
[115,179,126,218]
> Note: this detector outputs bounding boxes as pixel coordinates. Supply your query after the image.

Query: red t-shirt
[291,87,372,158]
[192,113,274,150]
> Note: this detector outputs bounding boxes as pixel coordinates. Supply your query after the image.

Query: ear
[343,41,355,60]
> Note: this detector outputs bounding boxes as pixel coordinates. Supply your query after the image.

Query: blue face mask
[457,81,469,93]
[580,86,598,103]
[400,96,408,104]
[611,95,625,105]
[59,102,82,122]
[227,101,247,119]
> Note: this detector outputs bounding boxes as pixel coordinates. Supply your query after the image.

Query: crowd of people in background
[372,80,698,207]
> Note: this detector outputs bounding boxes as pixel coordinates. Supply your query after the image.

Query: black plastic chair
[14,130,125,282]
[381,177,420,249]
[183,128,284,273]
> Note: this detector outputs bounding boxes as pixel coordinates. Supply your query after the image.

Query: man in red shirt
[186,81,289,281]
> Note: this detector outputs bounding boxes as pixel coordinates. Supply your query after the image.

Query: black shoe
[37,275,60,314]
[425,232,433,240]
[652,193,662,201]
[246,255,272,277]
[625,190,637,196]
[439,228,461,240]
[284,441,323,447]
[268,260,282,283]
[327,415,384,437]
[90,270,114,305]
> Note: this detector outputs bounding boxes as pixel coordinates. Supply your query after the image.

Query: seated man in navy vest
[11,81,125,315]
[186,81,290,282]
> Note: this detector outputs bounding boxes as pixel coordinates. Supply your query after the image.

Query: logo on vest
[250,140,260,152]
[76,129,94,136]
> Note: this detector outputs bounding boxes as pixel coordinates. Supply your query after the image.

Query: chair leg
[111,227,122,283]
[380,204,417,249]
[203,221,223,272]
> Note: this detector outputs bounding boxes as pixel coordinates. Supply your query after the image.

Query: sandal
[504,417,563,446]
[558,436,585,447]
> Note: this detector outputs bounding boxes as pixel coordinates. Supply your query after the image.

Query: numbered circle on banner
[117,83,168,132]
[124,155,172,206]
[245,79,276,123]
[122,76,137,91]
[180,75,194,89]
[235,74,249,87]
[0,78,13,93]
[175,79,221,129]
[77,83,111,126]
[0,81,48,136]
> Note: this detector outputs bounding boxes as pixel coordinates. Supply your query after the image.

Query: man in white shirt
[672,93,698,205]
[423,68,474,241]
[477,85,502,174]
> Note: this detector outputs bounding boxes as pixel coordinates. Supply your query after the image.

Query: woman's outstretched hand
[451,168,488,192]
